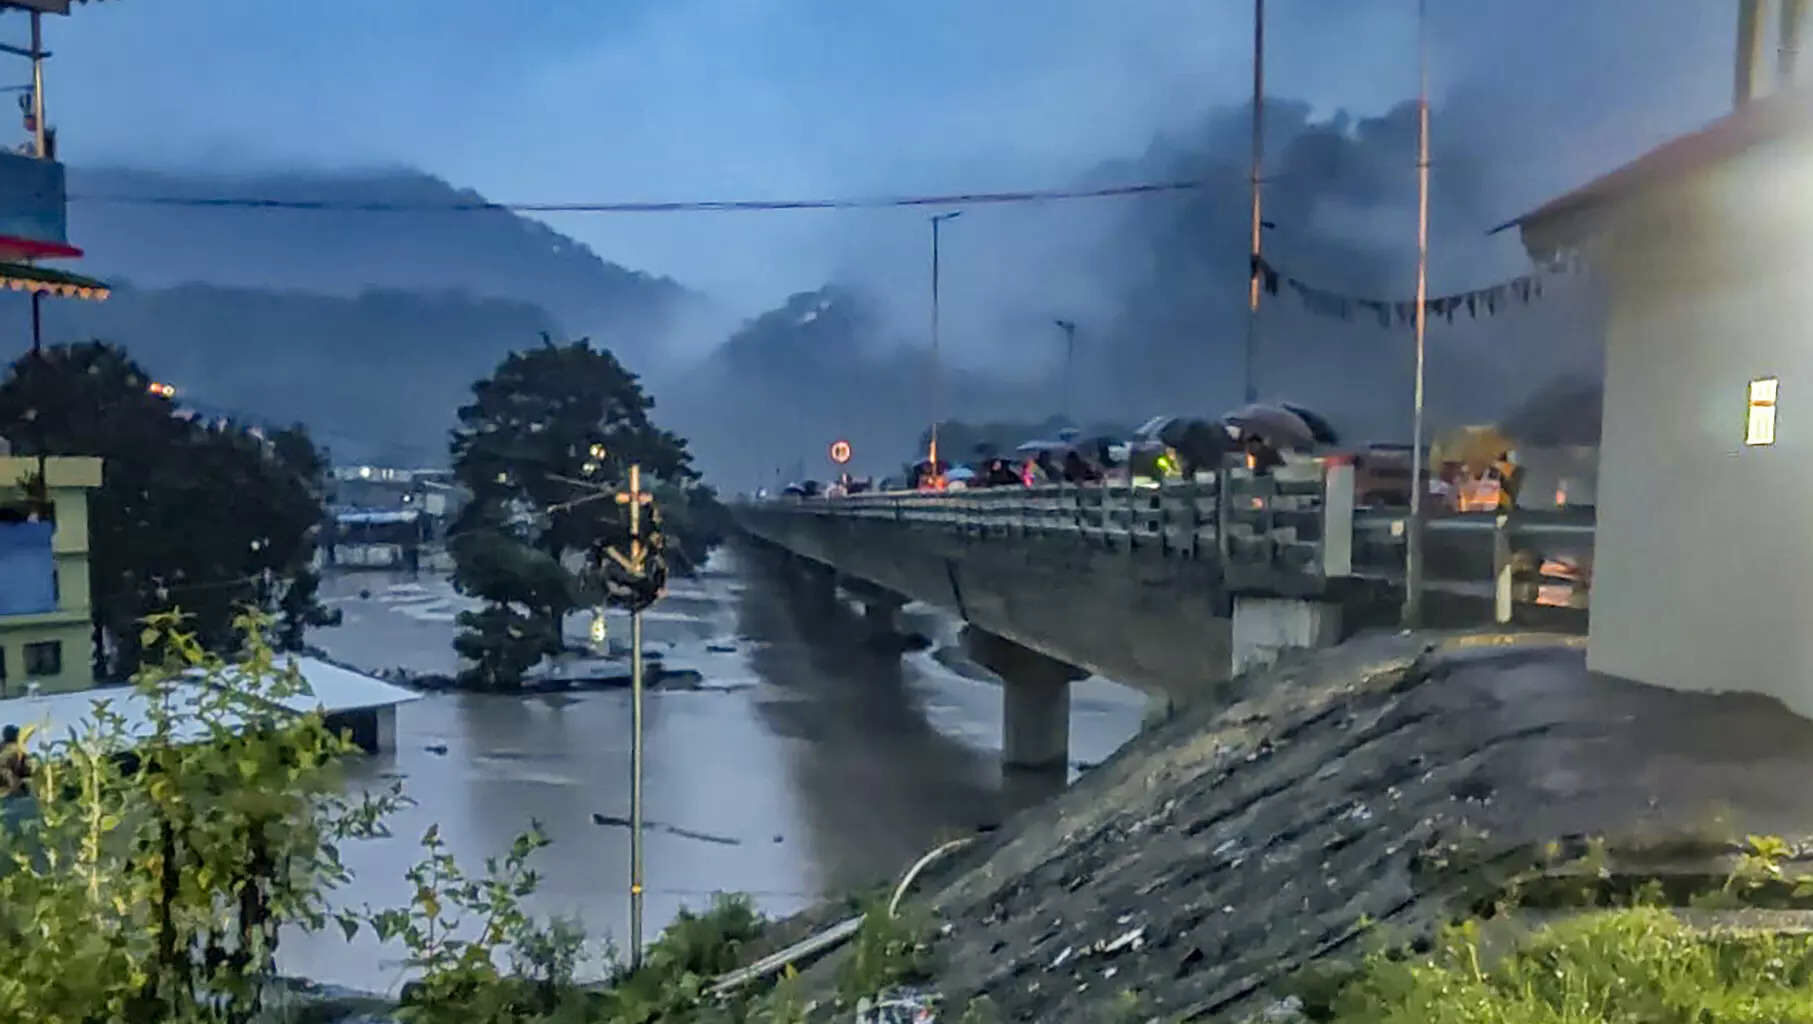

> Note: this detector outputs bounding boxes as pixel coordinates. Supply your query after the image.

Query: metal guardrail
[743,464,1596,619]
[760,461,1355,582]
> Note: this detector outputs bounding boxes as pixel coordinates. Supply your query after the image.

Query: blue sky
[12,0,1741,315]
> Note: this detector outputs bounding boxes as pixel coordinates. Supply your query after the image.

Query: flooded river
[278,542,1144,994]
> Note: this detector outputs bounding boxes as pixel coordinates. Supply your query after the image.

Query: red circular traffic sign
[829,439,852,464]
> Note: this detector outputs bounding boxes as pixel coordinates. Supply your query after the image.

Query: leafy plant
[835,902,932,1007]
[605,893,766,1023]
[0,609,398,1024]
[369,821,603,1023]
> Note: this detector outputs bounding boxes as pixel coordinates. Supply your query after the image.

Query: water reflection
[278,543,1143,994]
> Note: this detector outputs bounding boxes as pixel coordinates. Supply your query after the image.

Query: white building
[1509,79,1813,714]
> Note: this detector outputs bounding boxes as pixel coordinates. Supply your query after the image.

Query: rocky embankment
[812,630,1813,1022]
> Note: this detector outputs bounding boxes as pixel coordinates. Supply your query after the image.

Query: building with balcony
[0,454,100,693]
[0,0,111,318]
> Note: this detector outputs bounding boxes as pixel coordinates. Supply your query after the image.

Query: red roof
[1496,88,1813,238]
[0,235,81,261]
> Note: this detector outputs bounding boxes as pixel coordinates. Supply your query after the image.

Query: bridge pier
[964,628,1087,773]
[862,596,905,643]
[1230,595,1345,676]
[839,577,908,646]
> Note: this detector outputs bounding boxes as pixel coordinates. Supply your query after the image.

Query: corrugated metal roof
[248,656,421,716]
[0,656,417,750]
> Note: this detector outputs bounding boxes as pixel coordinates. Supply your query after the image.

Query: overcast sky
[23,0,1742,315]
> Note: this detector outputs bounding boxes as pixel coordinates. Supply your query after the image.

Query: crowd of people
[904,431,1288,493]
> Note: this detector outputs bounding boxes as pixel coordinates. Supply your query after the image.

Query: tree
[448,335,710,689]
[0,342,335,674]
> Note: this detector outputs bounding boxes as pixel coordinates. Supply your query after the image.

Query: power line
[68,178,1208,215]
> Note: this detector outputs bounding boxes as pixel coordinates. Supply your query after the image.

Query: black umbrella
[1157,417,1234,473]
[1224,403,1318,451]
[1280,402,1340,446]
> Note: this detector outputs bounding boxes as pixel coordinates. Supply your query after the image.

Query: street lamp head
[932,210,963,224]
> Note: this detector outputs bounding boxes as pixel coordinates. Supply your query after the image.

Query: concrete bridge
[734,461,1594,773]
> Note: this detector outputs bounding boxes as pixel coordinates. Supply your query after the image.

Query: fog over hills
[11,91,1607,482]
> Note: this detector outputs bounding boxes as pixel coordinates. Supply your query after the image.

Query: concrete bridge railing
[736,464,1594,773]
[766,464,1594,621]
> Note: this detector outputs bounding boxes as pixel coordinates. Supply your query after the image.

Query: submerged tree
[0,342,337,675]
[448,335,719,690]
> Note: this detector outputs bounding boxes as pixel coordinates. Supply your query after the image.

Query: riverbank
[766,628,1813,1021]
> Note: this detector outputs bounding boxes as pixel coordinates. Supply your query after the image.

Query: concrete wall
[737,507,1234,703]
[0,616,89,694]
[0,151,68,250]
[1232,596,1343,676]
[0,457,99,693]
[1586,135,1813,716]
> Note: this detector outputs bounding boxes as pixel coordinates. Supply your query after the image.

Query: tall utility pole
[928,211,962,474]
[28,9,44,160]
[614,464,652,967]
[1053,319,1077,423]
[1242,0,1265,405]
[1403,0,1431,627]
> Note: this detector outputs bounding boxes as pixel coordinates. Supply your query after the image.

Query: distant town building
[1508,76,1812,713]
[0,454,100,694]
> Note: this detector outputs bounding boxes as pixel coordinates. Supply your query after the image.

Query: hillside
[12,282,559,465]
[669,285,1069,488]
[65,167,704,367]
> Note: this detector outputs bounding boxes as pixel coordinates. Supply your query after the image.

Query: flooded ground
[278,542,1144,994]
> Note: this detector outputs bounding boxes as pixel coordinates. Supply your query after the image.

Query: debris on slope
[895,631,1813,1022]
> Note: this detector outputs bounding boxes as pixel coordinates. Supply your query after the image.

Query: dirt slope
[886,631,1813,1022]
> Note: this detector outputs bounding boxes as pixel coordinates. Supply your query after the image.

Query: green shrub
[1325,907,1813,1023]
[0,611,399,1024]
[835,902,931,1006]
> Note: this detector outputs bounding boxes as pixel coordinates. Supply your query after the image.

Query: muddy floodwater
[278,543,1144,994]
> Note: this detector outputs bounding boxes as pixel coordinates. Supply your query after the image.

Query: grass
[1310,907,1813,1023]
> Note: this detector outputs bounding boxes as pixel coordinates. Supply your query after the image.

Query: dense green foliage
[0,342,337,676]
[447,335,723,690]
[0,611,394,1023]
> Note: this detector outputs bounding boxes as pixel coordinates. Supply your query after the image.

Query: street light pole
[1053,319,1077,423]
[928,211,962,474]
[623,464,649,966]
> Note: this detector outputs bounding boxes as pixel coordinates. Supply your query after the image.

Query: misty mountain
[671,285,1076,489]
[671,94,1608,484]
[65,167,704,367]
[12,282,559,466]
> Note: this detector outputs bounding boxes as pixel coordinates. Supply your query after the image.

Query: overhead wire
[69,178,1211,215]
